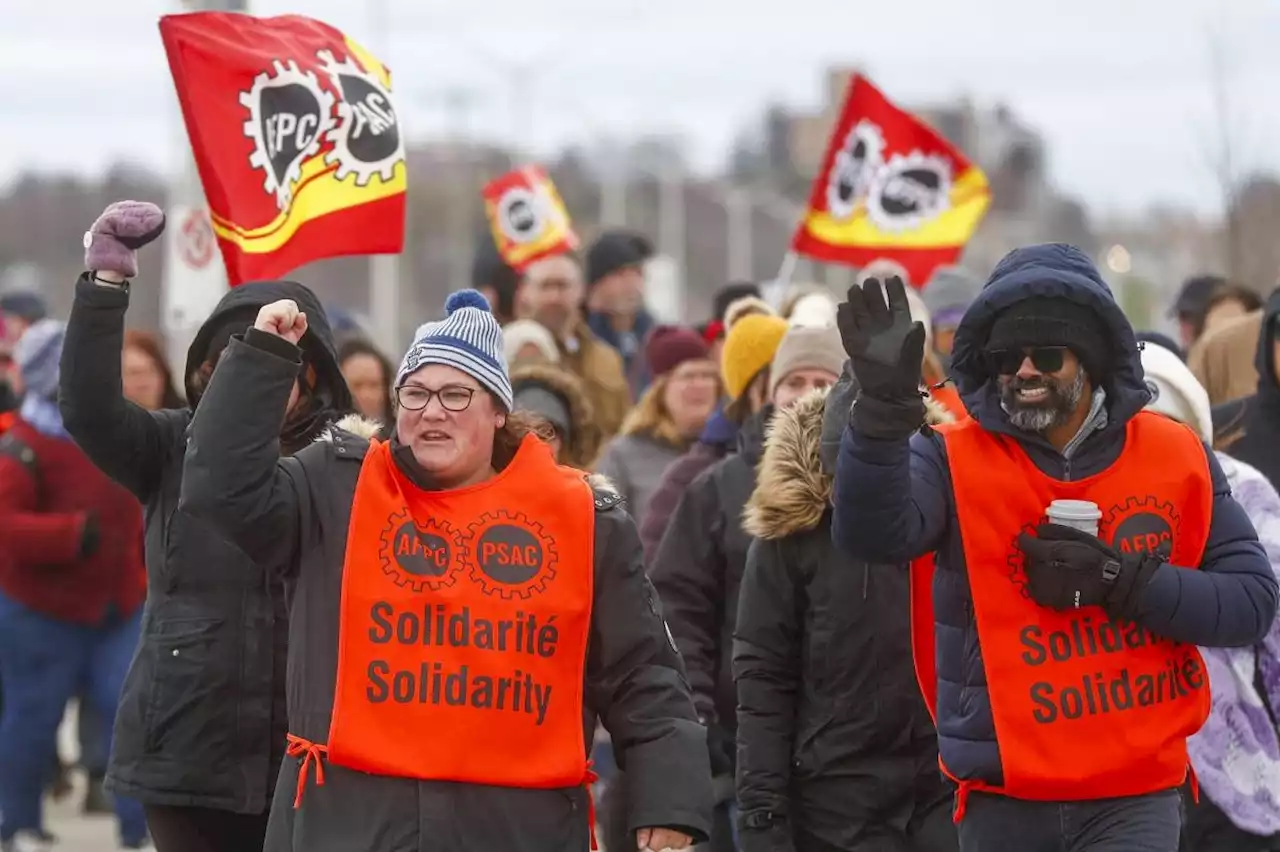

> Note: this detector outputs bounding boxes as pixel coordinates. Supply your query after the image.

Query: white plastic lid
[1046,499,1102,520]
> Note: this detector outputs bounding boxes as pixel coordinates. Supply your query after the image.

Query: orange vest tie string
[286,734,329,808]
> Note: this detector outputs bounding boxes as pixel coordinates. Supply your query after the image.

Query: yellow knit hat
[721,313,789,400]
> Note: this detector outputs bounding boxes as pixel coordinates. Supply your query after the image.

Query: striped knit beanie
[398,289,513,410]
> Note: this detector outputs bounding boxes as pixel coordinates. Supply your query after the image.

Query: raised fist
[254,299,309,346]
[84,201,166,279]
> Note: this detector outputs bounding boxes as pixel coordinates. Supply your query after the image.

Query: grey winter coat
[178,330,713,852]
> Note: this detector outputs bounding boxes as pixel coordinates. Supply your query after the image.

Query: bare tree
[1203,19,1247,282]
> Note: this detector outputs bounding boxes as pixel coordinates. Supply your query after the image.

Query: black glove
[706,724,735,778]
[78,513,101,558]
[837,277,927,439]
[739,818,795,852]
[1017,523,1162,619]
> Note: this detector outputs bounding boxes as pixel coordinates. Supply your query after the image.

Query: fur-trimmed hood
[744,389,954,540]
[510,361,602,469]
[319,412,383,442]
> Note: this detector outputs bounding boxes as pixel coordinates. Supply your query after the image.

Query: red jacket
[0,418,146,624]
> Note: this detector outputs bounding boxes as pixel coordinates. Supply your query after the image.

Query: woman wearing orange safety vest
[177,289,713,852]
[828,245,1278,852]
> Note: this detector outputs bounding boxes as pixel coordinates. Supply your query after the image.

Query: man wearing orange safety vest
[829,244,1279,852]
[178,288,713,852]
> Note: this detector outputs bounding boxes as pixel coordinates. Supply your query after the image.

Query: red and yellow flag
[482,166,579,272]
[791,75,990,285]
[159,13,407,285]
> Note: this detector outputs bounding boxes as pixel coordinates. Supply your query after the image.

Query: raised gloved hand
[836,276,927,438]
[1017,523,1162,619]
[83,201,166,279]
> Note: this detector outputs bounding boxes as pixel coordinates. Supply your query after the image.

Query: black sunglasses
[986,346,1067,376]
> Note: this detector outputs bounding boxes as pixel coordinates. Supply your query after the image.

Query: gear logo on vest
[466,510,559,600]
[1006,520,1043,600]
[1102,497,1179,559]
[379,510,464,592]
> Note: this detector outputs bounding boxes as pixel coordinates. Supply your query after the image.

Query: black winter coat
[649,407,770,744]
[735,389,956,852]
[59,274,351,813]
[177,331,713,852]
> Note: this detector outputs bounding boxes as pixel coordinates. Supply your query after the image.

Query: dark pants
[1181,793,1280,852]
[958,790,1181,852]
[146,805,271,852]
[0,590,147,846]
[78,692,108,776]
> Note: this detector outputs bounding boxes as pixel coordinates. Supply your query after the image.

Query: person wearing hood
[510,360,602,470]
[650,320,845,849]
[1213,285,1280,490]
[1139,342,1280,852]
[584,230,657,393]
[593,325,720,526]
[175,286,712,852]
[734,371,957,852]
[59,202,353,852]
[830,245,1277,851]
[639,298,787,560]
[0,320,150,852]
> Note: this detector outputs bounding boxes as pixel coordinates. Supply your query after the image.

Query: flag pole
[763,248,799,311]
[367,0,402,354]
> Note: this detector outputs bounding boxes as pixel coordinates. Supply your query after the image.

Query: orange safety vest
[914,411,1213,812]
[318,434,596,792]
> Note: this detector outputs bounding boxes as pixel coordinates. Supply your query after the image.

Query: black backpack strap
[0,432,41,500]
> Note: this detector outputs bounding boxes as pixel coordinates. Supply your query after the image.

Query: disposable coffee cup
[1045,500,1102,537]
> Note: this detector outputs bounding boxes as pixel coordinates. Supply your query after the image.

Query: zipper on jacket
[862,564,869,600]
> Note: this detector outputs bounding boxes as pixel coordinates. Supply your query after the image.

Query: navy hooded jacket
[830,243,1278,788]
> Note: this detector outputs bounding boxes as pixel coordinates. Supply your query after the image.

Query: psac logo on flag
[160,13,408,284]
[482,166,579,271]
[791,74,990,284]
[240,49,401,210]
[826,120,952,234]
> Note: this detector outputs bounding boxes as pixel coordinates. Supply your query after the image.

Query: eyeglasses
[986,346,1067,376]
[395,384,477,412]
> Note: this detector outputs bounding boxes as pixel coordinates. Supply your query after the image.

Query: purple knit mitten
[83,201,166,278]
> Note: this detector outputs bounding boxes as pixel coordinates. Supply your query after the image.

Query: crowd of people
[0,199,1276,852]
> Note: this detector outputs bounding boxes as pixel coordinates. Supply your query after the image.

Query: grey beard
[1005,370,1087,433]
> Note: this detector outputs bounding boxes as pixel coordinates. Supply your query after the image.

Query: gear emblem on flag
[865,152,953,234]
[238,59,336,209]
[826,119,885,221]
[317,49,404,187]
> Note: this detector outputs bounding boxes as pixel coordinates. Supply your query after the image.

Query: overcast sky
[3,0,1277,218]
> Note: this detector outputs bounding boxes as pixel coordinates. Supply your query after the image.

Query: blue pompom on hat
[398,289,513,410]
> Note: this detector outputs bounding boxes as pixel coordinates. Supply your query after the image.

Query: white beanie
[787,292,838,328]
[502,319,560,365]
[1139,343,1212,443]
[400,290,513,410]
